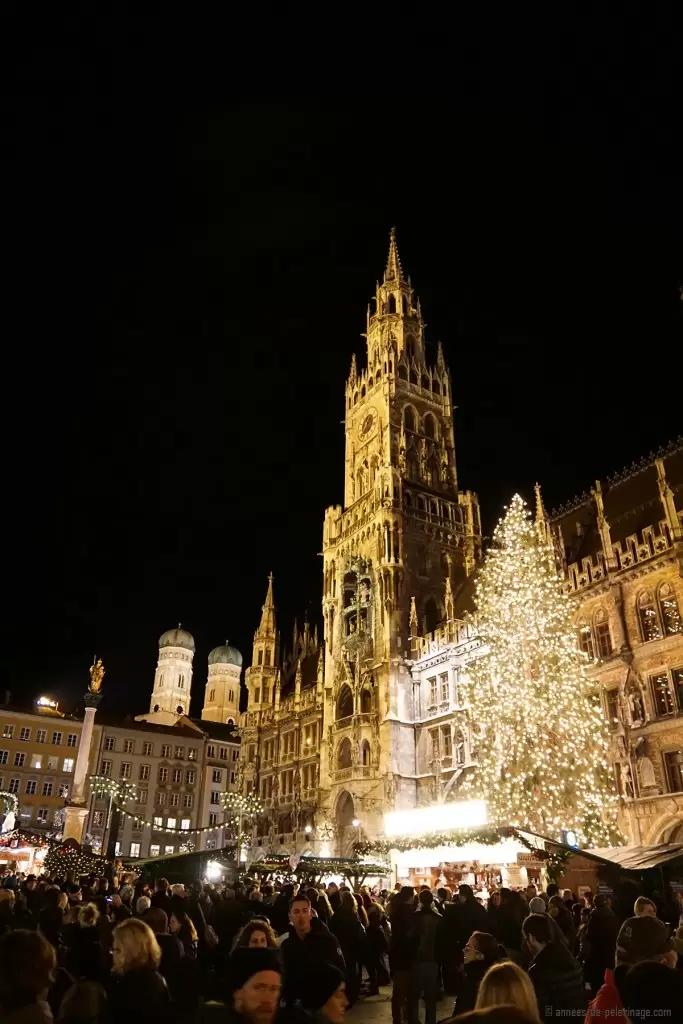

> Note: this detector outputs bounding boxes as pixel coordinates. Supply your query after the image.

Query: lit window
[58,783,69,797]
[150,844,160,857]
[441,726,452,758]
[19,727,31,742]
[651,673,675,717]
[63,758,75,772]
[429,677,437,706]
[2,726,14,739]
[153,816,163,827]
[164,845,174,855]
[114,842,121,856]
[130,842,141,857]
[167,818,176,829]
[638,592,662,642]
[67,734,78,748]
[594,610,613,659]
[36,730,46,743]
[30,754,42,769]
[37,808,48,823]
[181,818,190,830]
[659,584,682,636]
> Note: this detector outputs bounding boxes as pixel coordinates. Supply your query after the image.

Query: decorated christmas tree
[461,493,621,846]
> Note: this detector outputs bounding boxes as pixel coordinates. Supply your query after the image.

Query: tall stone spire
[534,482,552,547]
[384,227,405,283]
[256,573,276,640]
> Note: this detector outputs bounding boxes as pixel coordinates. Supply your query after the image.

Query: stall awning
[583,843,683,871]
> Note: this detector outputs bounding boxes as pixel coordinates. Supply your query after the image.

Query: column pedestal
[62,805,89,844]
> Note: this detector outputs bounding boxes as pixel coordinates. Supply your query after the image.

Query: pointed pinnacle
[384,227,405,283]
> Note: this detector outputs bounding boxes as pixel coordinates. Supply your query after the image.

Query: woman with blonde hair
[106,918,170,1022]
[475,961,541,1023]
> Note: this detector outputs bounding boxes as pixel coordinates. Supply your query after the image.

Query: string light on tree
[459,493,622,847]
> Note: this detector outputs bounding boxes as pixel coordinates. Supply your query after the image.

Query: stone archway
[335,790,356,856]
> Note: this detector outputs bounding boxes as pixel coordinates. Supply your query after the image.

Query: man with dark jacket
[150,878,173,918]
[389,887,416,1024]
[279,894,345,1006]
[408,890,442,1024]
[523,912,586,1022]
[582,893,621,995]
[440,884,491,989]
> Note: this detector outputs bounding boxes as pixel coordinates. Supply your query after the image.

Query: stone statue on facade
[637,756,659,793]
[620,762,634,799]
[629,689,645,727]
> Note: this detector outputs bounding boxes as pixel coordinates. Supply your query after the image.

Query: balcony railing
[333,765,373,782]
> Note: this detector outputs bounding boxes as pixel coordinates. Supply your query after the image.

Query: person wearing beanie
[228,947,284,1024]
[585,915,678,1022]
[300,962,347,1023]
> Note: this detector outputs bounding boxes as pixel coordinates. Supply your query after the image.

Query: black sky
[4,11,681,715]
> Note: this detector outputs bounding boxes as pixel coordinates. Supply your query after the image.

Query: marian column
[62,658,104,843]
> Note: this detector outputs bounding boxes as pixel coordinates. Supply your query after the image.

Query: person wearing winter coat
[548,896,576,948]
[106,918,170,1024]
[407,890,442,1024]
[279,894,345,1007]
[581,894,620,996]
[329,892,366,1006]
[523,913,585,1022]
[365,905,389,995]
[0,929,55,1024]
[451,931,503,1016]
[388,887,416,1024]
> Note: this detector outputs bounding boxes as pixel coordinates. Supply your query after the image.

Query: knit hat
[615,916,673,965]
[229,948,284,991]
[528,897,547,915]
[300,962,345,1011]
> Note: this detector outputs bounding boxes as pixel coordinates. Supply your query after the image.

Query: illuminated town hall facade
[240,232,683,857]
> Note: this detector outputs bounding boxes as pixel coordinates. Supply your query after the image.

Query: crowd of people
[0,862,682,1024]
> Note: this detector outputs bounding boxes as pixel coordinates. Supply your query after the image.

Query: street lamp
[304,824,313,835]
[351,817,361,847]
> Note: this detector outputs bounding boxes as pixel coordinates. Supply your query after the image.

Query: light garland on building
[88,776,266,838]
[0,790,19,819]
[458,494,622,847]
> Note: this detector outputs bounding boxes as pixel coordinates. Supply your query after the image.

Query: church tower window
[388,294,396,314]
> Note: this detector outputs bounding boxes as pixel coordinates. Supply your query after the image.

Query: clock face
[359,409,376,440]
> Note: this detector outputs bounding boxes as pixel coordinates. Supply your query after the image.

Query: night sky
[4,13,681,715]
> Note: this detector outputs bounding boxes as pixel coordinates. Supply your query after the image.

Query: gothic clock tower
[320,230,481,850]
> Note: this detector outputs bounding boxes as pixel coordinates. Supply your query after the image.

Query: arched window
[361,740,371,765]
[402,295,408,315]
[258,650,263,666]
[360,688,372,714]
[361,385,366,398]
[594,609,613,658]
[405,491,413,507]
[178,674,185,689]
[404,406,416,432]
[265,648,271,666]
[578,621,594,660]
[410,367,419,385]
[229,689,234,701]
[336,684,353,720]
[337,737,352,769]
[424,413,437,439]
[176,705,184,714]
[429,500,438,517]
[262,686,269,703]
[376,366,381,380]
[405,336,415,361]
[153,703,160,712]
[368,377,373,389]
[637,591,662,642]
[432,378,441,395]
[417,495,426,512]
[209,688,215,702]
[454,729,466,765]
[421,374,430,390]
[658,583,682,636]
[353,392,358,405]
[398,363,408,380]
[279,813,292,834]
[388,295,396,314]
